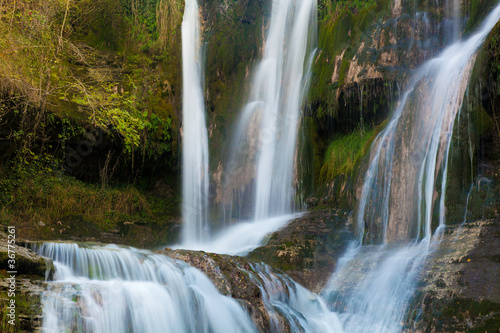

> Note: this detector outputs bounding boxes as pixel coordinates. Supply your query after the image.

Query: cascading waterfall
[357,4,500,243]
[33,242,344,333]
[33,242,258,333]
[322,5,500,333]
[323,242,431,332]
[248,263,343,332]
[224,0,317,221]
[181,0,210,244]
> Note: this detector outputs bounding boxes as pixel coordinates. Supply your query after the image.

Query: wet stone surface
[408,220,500,332]
[248,209,355,293]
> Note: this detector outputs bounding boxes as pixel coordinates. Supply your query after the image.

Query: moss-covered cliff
[0,1,499,331]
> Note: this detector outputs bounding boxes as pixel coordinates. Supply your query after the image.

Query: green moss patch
[319,128,374,183]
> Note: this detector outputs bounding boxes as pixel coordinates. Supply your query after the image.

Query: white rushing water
[33,4,500,333]
[323,241,434,333]
[181,0,210,243]
[248,263,343,333]
[357,4,500,244]
[173,213,300,256]
[251,0,317,220]
[445,0,462,42]
[322,5,500,333]
[34,242,344,333]
[34,242,257,333]
[178,0,317,253]
[224,0,317,221]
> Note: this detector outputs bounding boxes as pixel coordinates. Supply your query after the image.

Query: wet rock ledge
[2,216,499,333]
[159,248,268,331]
[0,231,53,332]
[248,209,355,293]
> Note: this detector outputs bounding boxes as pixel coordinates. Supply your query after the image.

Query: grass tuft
[319,127,374,183]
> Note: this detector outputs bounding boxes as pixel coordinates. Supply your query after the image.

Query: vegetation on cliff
[0,0,498,252]
[0,0,187,243]
[0,0,499,332]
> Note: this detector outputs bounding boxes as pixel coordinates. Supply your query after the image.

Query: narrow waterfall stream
[248,0,317,221]
[445,0,462,42]
[181,0,210,244]
[223,0,317,221]
[357,4,500,242]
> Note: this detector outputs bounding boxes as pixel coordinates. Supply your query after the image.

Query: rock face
[15,214,181,251]
[248,209,355,293]
[409,220,500,332]
[0,278,45,333]
[0,231,53,332]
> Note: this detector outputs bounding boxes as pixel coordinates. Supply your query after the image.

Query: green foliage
[0,162,178,233]
[318,0,380,21]
[66,81,142,154]
[120,0,159,32]
[68,0,183,54]
[321,0,376,13]
[471,106,494,136]
[0,0,181,187]
[144,113,174,160]
[337,53,351,88]
[319,128,374,183]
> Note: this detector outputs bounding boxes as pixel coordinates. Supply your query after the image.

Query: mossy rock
[248,209,355,293]
[0,231,51,332]
[0,232,53,279]
[159,248,282,332]
[408,220,500,332]
[445,19,500,223]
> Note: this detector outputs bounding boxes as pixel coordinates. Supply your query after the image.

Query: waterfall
[174,0,317,255]
[248,263,343,332]
[33,242,257,333]
[27,4,500,332]
[322,5,500,333]
[445,0,462,42]
[181,0,210,244]
[323,242,431,333]
[356,4,500,244]
[224,0,317,221]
